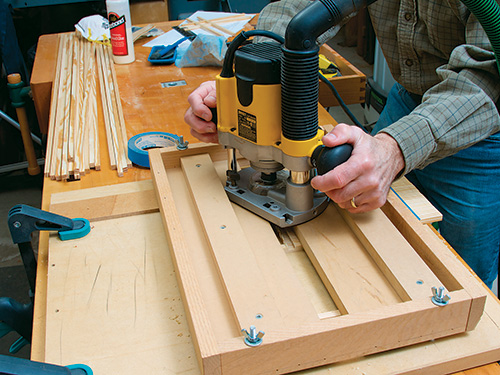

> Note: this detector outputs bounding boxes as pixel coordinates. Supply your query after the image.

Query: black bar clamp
[8,204,91,293]
[1,205,91,351]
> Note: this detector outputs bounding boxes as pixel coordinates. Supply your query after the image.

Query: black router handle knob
[311,144,353,175]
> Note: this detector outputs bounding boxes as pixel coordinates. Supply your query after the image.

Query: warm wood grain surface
[30,21,500,374]
[31,20,335,362]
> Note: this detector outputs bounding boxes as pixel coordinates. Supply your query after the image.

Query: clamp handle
[8,205,91,294]
[7,74,40,175]
[8,204,90,244]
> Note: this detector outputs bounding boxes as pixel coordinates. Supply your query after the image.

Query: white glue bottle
[106,0,135,64]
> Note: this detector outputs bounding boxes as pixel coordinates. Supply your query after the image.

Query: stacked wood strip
[45,33,100,180]
[181,14,252,31]
[180,14,253,37]
[45,32,129,180]
[96,43,131,176]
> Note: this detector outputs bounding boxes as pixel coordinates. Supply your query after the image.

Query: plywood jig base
[43,144,500,375]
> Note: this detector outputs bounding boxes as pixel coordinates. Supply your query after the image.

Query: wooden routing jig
[148,144,487,375]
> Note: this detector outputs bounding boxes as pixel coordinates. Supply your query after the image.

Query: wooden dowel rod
[90,44,100,171]
[76,36,88,173]
[198,22,224,36]
[183,20,223,36]
[97,44,123,175]
[47,34,104,180]
[79,39,90,174]
[86,42,96,169]
[132,23,154,42]
[182,14,252,30]
[98,44,117,169]
[8,74,40,175]
[184,13,250,25]
[49,34,66,179]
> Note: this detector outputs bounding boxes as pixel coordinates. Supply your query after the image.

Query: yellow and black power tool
[213,0,376,227]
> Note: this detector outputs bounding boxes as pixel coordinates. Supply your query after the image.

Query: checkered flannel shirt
[257,0,500,174]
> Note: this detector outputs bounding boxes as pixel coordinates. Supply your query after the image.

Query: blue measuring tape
[127,132,181,168]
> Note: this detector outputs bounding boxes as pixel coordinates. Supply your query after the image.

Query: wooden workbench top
[30,21,500,374]
[31,19,336,360]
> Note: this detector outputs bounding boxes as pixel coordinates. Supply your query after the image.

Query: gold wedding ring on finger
[350,197,358,209]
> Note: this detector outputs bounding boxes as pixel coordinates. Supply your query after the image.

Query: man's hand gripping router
[311,124,405,212]
[184,82,405,213]
[184,81,218,144]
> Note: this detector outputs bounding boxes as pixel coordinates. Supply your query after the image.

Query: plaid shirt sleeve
[368,1,500,173]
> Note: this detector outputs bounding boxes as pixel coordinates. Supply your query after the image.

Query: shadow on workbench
[0,171,42,359]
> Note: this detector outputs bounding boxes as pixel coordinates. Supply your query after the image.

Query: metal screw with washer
[241,325,265,347]
[431,286,450,306]
[176,135,189,150]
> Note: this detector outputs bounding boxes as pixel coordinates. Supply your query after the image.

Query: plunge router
[215,0,369,227]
